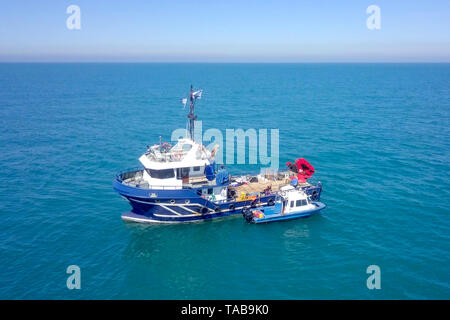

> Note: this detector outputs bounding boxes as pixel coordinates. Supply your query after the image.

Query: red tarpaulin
[286,158,315,182]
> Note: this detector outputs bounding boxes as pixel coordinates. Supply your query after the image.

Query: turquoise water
[0,63,449,299]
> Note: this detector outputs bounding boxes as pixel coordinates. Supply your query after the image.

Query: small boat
[242,183,326,224]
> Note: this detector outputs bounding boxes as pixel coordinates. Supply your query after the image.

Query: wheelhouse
[280,185,315,214]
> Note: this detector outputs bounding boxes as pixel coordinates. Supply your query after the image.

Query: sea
[0,63,448,299]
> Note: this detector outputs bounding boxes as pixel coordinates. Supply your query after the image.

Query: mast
[187,85,197,141]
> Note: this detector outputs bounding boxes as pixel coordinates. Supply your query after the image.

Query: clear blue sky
[0,0,449,62]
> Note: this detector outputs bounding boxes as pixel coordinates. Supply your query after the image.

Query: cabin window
[146,168,174,179]
[302,199,307,206]
[207,188,213,195]
[193,166,200,172]
[296,200,302,207]
[290,201,294,208]
[176,167,190,179]
[182,144,192,151]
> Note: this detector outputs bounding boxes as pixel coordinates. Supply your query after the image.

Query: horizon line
[1,61,449,64]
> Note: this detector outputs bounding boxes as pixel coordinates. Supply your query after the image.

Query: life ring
[311,190,318,200]
[200,207,209,214]
[161,142,171,152]
[267,198,275,206]
[172,152,182,161]
[229,204,235,211]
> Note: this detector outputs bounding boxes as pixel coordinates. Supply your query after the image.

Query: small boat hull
[247,202,326,224]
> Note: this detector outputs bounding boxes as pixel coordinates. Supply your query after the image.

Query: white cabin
[280,185,315,213]
[138,138,215,189]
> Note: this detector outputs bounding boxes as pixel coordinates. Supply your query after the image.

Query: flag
[192,90,203,99]
[181,98,187,108]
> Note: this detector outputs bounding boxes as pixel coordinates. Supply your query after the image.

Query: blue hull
[251,202,326,224]
[113,169,323,223]
[113,179,279,223]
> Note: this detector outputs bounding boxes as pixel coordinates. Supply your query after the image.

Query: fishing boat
[113,86,324,223]
[242,182,326,224]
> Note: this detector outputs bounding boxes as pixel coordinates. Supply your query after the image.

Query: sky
[0,0,449,62]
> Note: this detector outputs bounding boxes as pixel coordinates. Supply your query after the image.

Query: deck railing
[115,167,194,190]
[115,167,143,182]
